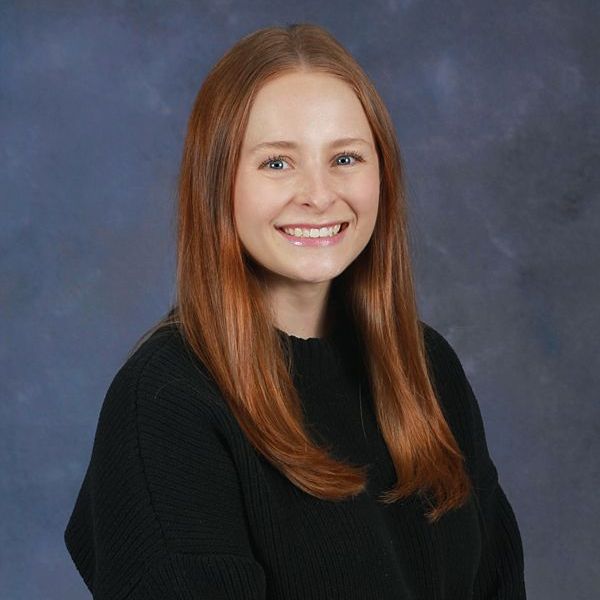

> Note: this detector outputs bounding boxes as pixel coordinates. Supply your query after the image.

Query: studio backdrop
[1,2,598,599]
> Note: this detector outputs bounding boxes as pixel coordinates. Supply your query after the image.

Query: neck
[266,278,334,340]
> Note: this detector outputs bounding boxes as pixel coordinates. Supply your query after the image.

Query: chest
[239,364,482,598]
[247,446,482,600]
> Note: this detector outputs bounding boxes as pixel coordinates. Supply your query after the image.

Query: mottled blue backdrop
[1,1,598,598]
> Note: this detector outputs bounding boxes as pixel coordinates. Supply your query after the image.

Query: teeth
[282,223,343,238]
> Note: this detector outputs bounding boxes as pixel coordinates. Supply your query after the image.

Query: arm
[64,338,266,599]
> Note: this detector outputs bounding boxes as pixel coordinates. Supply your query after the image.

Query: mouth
[275,222,349,238]
[275,221,350,246]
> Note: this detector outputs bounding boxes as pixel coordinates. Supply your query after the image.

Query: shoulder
[419,319,467,390]
[98,323,230,440]
[419,319,467,408]
[89,323,247,501]
[120,322,216,392]
[419,322,476,436]
[420,320,460,360]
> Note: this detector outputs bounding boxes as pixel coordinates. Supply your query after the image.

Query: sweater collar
[275,311,365,386]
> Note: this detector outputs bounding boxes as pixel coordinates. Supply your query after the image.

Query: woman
[64,23,526,599]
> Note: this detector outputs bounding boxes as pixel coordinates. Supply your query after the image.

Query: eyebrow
[249,137,371,154]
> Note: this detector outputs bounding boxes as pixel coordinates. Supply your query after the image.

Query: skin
[233,70,380,339]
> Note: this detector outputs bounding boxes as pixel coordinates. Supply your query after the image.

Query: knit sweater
[64,317,526,599]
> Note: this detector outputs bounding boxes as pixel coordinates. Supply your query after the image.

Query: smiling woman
[64,23,526,599]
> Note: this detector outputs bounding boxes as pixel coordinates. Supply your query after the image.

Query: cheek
[234,172,262,226]
[240,168,288,210]
[233,181,279,238]
[351,172,380,217]
[234,197,259,246]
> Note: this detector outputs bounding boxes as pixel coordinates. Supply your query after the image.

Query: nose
[295,164,338,211]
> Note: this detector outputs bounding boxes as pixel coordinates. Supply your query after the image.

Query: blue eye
[342,151,365,164]
[336,154,359,166]
[263,156,288,170]
[260,150,364,170]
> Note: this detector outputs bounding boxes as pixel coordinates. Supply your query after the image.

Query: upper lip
[277,221,348,229]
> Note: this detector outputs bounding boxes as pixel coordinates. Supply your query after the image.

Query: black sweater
[64,319,526,599]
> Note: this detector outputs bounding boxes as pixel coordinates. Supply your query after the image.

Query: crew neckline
[275,328,330,343]
[274,314,346,348]
[275,327,338,355]
[275,326,342,386]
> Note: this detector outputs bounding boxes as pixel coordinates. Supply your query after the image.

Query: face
[233,70,380,294]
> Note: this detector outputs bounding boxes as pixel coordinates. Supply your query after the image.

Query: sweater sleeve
[423,324,527,599]
[64,338,266,599]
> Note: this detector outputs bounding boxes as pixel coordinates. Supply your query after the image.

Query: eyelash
[259,150,365,170]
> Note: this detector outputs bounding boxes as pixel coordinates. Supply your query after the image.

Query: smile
[275,222,349,247]
[279,222,348,238]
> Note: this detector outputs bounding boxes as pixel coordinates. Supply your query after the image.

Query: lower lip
[276,223,349,247]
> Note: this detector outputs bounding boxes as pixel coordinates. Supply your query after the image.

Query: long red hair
[134,23,472,523]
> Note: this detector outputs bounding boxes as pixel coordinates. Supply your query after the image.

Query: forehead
[242,71,372,147]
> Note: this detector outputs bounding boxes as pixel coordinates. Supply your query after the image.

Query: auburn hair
[133,23,472,523]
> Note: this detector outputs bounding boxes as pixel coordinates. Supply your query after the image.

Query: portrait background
[1,2,598,598]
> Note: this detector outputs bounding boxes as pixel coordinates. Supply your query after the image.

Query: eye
[335,150,364,166]
[259,150,365,170]
[261,155,289,170]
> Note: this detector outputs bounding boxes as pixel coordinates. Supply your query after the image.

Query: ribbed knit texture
[64,318,526,599]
